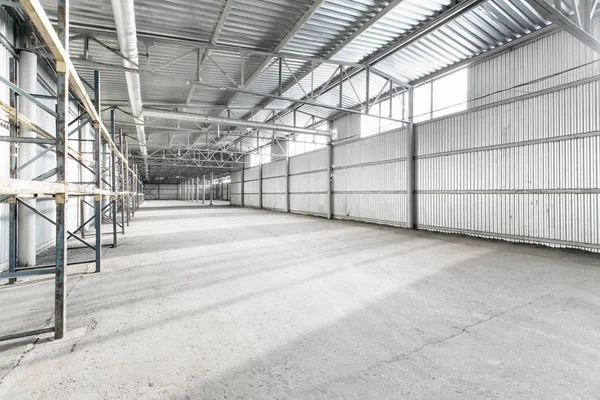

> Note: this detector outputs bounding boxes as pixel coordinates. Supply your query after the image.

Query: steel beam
[143,108,333,136]
[523,0,600,54]
[406,87,415,229]
[110,109,118,248]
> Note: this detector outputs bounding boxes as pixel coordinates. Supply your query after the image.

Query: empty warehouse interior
[1,0,600,398]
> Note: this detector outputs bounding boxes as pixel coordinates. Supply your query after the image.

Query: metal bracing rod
[0,75,57,117]
[186,81,407,124]
[209,0,325,148]
[143,108,333,136]
[110,109,118,248]
[17,197,95,251]
[523,0,600,54]
[258,0,484,131]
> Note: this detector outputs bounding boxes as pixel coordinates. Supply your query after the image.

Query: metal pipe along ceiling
[110,0,148,175]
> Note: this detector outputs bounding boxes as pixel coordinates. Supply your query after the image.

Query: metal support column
[54,0,69,339]
[210,171,213,205]
[125,142,130,227]
[110,109,117,247]
[132,164,137,216]
[119,130,125,234]
[285,156,290,213]
[327,141,333,220]
[93,70,102,272]
[258,163,263,209]
[406,87,416,229]
[8,57,17,285]
[240,167,245,207]
[202,174,206,204]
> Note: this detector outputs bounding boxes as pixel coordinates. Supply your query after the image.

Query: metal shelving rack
[0,0,144,341]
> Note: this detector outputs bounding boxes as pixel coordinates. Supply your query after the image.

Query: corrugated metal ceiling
[31,0,563,177]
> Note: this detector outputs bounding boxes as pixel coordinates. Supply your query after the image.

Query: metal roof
[31,0,563,179]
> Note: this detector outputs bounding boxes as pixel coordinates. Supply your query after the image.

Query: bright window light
[433,68,468,118]
[413,82,432,123]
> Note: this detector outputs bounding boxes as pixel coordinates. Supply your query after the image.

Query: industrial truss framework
[523,0,600,52]
[0,0,145,342]
[23,0,598,181]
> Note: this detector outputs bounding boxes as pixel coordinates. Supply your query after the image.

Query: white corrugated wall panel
[145,184,178,200]
[289,149,329,216]
[416,77,600,252]
[243,166,260,207]
[262,159,286,178]
[469,19,600,107]
[332,128,407,225]
[262,159,286,210]
[244,165,259,181]
[230,171,242,206]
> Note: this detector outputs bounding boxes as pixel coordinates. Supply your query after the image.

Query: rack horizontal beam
[0,178,134,196]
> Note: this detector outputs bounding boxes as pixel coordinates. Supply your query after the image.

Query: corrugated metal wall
[333,127,407,226]
[469,19,600,107]
[230,171,242,206]
[289,148,329,216]
[217,26,600,253]
[145,184,179,200]
[243,165,260,207]
[415,78,600,251]
[262,159,287,211]
[415,21,600,252]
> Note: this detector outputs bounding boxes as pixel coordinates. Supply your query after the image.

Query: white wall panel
[261,159,286,210]
[230,171,242,206]
[289,193,328,216]
[243,166,260,207]
[289,148,328,216]
[469,19,600,107]
[145,184,178,200]
[332,128,407,225]
[263,193,287,210]
[262,176,285,193]
[416,78,600,252]
[244,194,260,207]
[262,159,286,178]
[244,165,259,181]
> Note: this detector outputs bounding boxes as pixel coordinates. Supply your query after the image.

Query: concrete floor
[1,200,599,399]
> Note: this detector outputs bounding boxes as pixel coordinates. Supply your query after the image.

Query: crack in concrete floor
[0,261,94,388]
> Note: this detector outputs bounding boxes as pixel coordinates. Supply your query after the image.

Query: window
[413,82,432,123]
[361,114,380,137]
[249,146,271,167]
[360,93,406,137]
[288,133,327,156]
[432,68,468,118]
